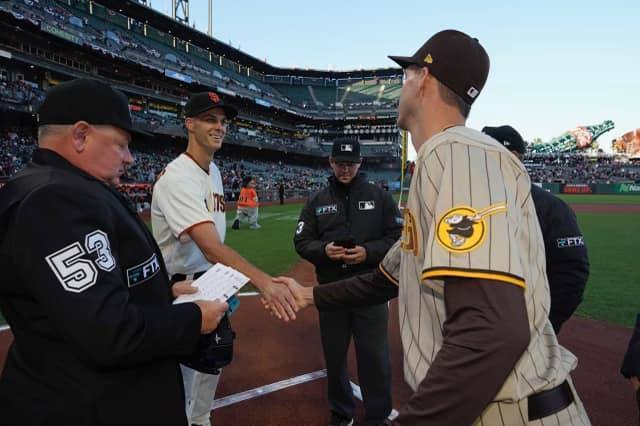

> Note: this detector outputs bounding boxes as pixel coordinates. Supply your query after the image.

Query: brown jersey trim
[378,263,399,286]
[422,267,525,289]
[178,219,215,238]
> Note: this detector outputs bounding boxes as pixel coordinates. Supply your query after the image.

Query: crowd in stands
[0,80,45,108]
[0,126,330,210]
[525,153,640,184]
[1,0,399,117]
[7,124,638,212]
[0,126,35,178]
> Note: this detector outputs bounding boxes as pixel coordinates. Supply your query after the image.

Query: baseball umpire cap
[184,91,238,119]
[388,29,490,105]
[37,78,151,136]
[331,139,361,162]
[482,125,526,155]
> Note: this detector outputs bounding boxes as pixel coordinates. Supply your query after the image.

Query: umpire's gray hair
[37,124,70,142]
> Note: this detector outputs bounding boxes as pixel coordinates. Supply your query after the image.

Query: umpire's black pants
[318,303,392,425]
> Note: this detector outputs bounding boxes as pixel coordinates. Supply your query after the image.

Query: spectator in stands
[279,181,285,205]
[483,125,590,334]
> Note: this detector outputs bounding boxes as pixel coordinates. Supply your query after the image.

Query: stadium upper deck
[0,0,403,162]
[0,0,402,115]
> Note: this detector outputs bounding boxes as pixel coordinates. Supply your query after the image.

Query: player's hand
[261,281,298,322]
[171,280,198,298]
[342,245,367,264]
[272,276,314,310]
[325,242,347,261]
[631,376,640,392]
[193,300,228,334]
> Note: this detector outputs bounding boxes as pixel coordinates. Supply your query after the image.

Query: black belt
[528,380,574,420]
[170,271,206,283]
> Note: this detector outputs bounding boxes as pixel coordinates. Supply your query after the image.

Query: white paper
[173,264,249,304]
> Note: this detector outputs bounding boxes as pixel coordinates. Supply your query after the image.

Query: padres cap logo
[436,204,507,253]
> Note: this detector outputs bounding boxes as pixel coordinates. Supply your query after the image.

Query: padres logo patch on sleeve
[401,208,418,255]
[436,203,507,253]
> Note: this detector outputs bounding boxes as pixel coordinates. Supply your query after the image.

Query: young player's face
[397,65,426,131]
[83,125,134,186]
[329,159,361,184]
[190,107,229,152]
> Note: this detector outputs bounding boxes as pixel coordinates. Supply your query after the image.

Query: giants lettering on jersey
[205,193,226,213]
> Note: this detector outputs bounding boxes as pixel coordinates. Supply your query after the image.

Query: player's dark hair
[436,80,471,118]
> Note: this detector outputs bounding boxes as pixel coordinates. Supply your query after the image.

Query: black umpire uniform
[0,79,202,425]
[621,314,640,412]
[483,125,589,334]
[294,140,402,425]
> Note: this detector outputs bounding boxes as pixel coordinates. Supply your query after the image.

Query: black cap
[330,139,361,162]
[482,125,526,155]
[37,78,150,136]
[388,29,490,105]
[184,91,238,119]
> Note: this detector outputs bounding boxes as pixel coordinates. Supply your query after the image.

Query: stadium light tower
[208,0,213,36]
[172,0,189,24]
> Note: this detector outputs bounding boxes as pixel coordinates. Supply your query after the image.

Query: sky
[149,0,639,155]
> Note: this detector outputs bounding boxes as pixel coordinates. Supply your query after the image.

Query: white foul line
[0,323,400,420]
[211,369,327,410]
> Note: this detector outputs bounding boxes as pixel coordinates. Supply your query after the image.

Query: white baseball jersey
[151,154,226,275]
[380,126,589,424]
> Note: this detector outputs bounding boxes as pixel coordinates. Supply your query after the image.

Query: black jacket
[531,185,589,333]
[0,149,201,425]
[621,314,640,379]
[294,175,402,284]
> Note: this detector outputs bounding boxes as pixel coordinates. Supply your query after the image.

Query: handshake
[171,275,314,332]
[260,276,315,322]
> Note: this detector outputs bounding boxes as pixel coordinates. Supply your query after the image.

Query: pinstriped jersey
[380,126,577,408]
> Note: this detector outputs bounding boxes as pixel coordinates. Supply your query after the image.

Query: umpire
[294,139,402,426]
[0,79,228,425]
[483,125,590,334]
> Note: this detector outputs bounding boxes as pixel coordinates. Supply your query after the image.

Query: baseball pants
[235,207,259,226]
[181,364,221,426]
[318,303,392,425]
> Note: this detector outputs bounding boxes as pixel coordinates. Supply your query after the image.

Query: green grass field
[574,213,640,326]
[1,194,639,328]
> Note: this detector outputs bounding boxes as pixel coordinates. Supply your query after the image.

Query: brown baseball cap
[389,29,490,105]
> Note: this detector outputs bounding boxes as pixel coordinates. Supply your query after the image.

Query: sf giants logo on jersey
[205,193,226,213]
[401,208,419,255]
[436,203,507,253]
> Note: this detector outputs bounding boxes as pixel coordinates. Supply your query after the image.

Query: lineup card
[173,264,249,304]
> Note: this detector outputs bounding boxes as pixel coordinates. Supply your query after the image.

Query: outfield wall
[540,183,640,195]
